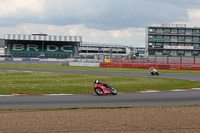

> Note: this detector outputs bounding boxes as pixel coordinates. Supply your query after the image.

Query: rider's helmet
[150,67,154,70]
[95,80,99,84]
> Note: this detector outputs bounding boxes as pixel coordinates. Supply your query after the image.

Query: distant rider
[149,67,157,73]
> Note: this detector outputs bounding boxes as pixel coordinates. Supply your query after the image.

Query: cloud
[172,9,200,28]
[0,0,44,17]
[0,0,200,30]
[1,0,200,47]
[0,23,145,46]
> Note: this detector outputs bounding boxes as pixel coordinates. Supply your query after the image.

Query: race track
[0,90,200,109]
[0,67,200,109]
[0,67,200,81]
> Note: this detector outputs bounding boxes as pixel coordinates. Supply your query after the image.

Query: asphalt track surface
[0,67,200,109]
[0,67,200,81]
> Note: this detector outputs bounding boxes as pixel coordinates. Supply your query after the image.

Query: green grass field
[0,63,200,74]
[0,70,200,95]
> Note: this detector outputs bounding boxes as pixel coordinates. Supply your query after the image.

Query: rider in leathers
[94,80,109,89]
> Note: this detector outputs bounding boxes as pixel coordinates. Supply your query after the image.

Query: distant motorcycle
[149,67,159,75]
[150,69,159,75]
[93,80,117,95]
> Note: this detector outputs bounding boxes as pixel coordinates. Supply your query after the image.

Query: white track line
[191,88,200,90]
[0,88,200,96]
[23,71,33,72]
[170,90,187,92]
[44,94,74,96]
[139,90,161,93]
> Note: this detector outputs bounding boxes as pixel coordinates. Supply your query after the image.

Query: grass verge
[0,71,200,95]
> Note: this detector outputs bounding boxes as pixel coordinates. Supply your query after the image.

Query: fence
[2,53,200,65]
[69,55,200,65]
[108,56,200,65]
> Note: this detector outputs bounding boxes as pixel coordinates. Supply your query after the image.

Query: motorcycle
[150,69,159,75]
[94,81,117,96]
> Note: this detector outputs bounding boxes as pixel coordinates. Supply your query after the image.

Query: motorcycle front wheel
[111,88,117,95]
[95,88,104,95]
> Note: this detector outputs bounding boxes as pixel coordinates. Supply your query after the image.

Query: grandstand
[3,34,82,58]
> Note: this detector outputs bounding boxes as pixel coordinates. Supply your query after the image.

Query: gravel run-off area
[0,106,200,133]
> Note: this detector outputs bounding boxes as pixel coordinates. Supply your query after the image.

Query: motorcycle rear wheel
[95,88,104,95]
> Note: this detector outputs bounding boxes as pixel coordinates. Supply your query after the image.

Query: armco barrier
[100,63,200,70]
[13,58,23,61]
[69,62,100,67]
[22,58,40,61]
[5,57,13,61]
[0,58,5,61]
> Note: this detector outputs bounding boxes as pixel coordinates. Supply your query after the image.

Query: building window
[185,43,192,46]
[156,29,163,34]
[178,29,185,34]
[178,43,184,46]
[155,50,162,56]
[164,29,170,33]
[192,51,199,56]
[149,28,155,33]
[170,43,177,46]
[171,29,178,33]
[155,43,162,45]
[163,50,169,55]
[193,37,199,42]
[148,43,153,48]
[164,36,170,41]
[156,29,163,31]
[149,50,155,55]
[193,29,200,35]
[178,36,185,41]
[178,50,184,56]
[156,36,163,38]
[185,51,192,56]
[185,36,192,42]
[193,44,199,49]
[149,35,154,38]
[186,29,192,34]
[163,43,170,46]
[170,50,177,56]
[171,36,177,41]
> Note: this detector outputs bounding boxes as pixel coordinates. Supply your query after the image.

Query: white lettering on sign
[47,45,59,52]
[11,44,73,53]
[27,44,39,51]
[13,44,25,51]
[61,45,72,52]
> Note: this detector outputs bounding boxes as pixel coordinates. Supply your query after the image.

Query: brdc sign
[10,44,75,54]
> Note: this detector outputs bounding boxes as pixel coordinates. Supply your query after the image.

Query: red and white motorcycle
[93,80,117,96]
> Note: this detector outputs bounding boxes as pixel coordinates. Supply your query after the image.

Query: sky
[0,0,200,47]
